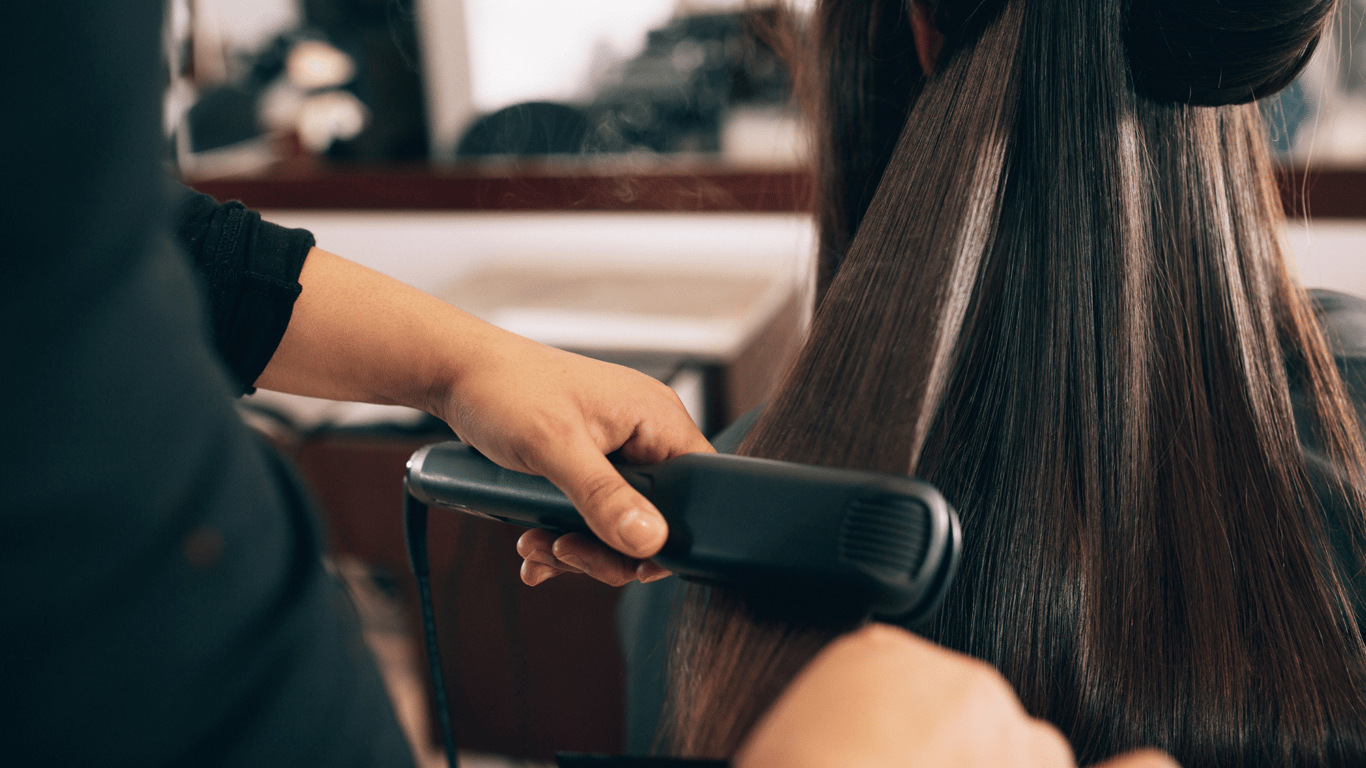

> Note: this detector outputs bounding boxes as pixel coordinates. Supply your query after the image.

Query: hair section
[667,0,1366,764]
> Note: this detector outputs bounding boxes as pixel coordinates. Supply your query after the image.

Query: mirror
[173,0,1366,203]
[171,0,806,173]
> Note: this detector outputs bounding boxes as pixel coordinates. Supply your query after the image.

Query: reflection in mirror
[169,0,430,172]
[171,0,1366,182]
[169,0,809,174]
[443,0,805,166]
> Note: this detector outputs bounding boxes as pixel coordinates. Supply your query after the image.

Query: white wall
[1284,219,1366,299]
[262,210,817,295]
[265,210,1364,303]
[251,210,815,427]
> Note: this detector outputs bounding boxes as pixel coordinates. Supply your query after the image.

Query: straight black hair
[667,0,1366,764]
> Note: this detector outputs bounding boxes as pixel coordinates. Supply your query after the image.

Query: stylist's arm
[737,625,1178,768]
[253,248,713,584]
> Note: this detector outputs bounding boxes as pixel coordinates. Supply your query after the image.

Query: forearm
[255,246,712,569]
[254,247,481,415]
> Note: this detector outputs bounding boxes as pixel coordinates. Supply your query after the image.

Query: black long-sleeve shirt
[1,3,414,765]
[172,187,314,394]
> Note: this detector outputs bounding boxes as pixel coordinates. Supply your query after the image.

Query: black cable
[405,475,731,768]
[404,482,460,768]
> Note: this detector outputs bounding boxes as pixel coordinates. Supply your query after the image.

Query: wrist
[414,310,517,431]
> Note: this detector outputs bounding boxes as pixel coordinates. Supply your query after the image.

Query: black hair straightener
[401,441,961,768]
[407,441,960,620]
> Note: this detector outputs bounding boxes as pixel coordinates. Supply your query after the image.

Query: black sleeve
[173,185,314,394]
[0,3,414,766]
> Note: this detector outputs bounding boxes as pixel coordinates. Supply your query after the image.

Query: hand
[253,248,713,585]
[430,327,714,587]
[736,624,1178,768]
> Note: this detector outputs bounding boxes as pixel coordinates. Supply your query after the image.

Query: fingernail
[640,567,672,584]
[523,562,557,586]
[559,554,589,574]
[525,550,558,567]
[616,508,665,556]
[637,560,671,583]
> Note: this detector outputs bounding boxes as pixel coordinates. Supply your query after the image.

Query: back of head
[666,0,1366,764]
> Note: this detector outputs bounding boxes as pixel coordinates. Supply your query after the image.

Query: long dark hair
[666,0,1366,764]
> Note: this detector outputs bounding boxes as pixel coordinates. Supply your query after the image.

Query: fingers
[637,559,671,583]
[520,558,567,586]
[538,434,669,559]
[516,529,673,587]
[516,529,577,585]
[552,534,642,586]
[612,404,716,465]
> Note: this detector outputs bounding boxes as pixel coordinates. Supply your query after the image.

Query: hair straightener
[406,440,961,621]
[401,441,961,768]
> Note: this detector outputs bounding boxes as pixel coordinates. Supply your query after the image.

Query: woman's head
[910,0,1332,102]
[1125,0,1336,105]
[667,0,1366,764]
[813,0,1338,299]
[909,0,1334,98]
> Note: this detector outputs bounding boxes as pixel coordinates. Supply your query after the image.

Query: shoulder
[1303,290,1366,625]
[1309,289,1366,358]
[1308,289,1366,417]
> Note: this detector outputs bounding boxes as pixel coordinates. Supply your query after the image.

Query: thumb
[539,435,668,559]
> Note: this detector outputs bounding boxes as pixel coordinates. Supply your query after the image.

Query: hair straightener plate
[405,441,961,623]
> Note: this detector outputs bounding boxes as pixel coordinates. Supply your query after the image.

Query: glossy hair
[666,0,1366,764]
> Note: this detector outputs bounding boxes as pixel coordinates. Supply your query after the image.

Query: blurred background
[174,0,1366,435]
[165,0,1366,170]
[155,1,1366,765]
[167,0,810,171]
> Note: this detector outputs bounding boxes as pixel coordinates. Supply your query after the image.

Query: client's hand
[736,624,1178,768]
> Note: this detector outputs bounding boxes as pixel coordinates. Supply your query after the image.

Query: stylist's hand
[433,328,714,588]
[737,624,1178,768]
[253,248,713,586]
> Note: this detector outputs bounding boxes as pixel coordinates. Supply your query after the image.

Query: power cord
[404,480,729,768]
[404,483,460,768]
